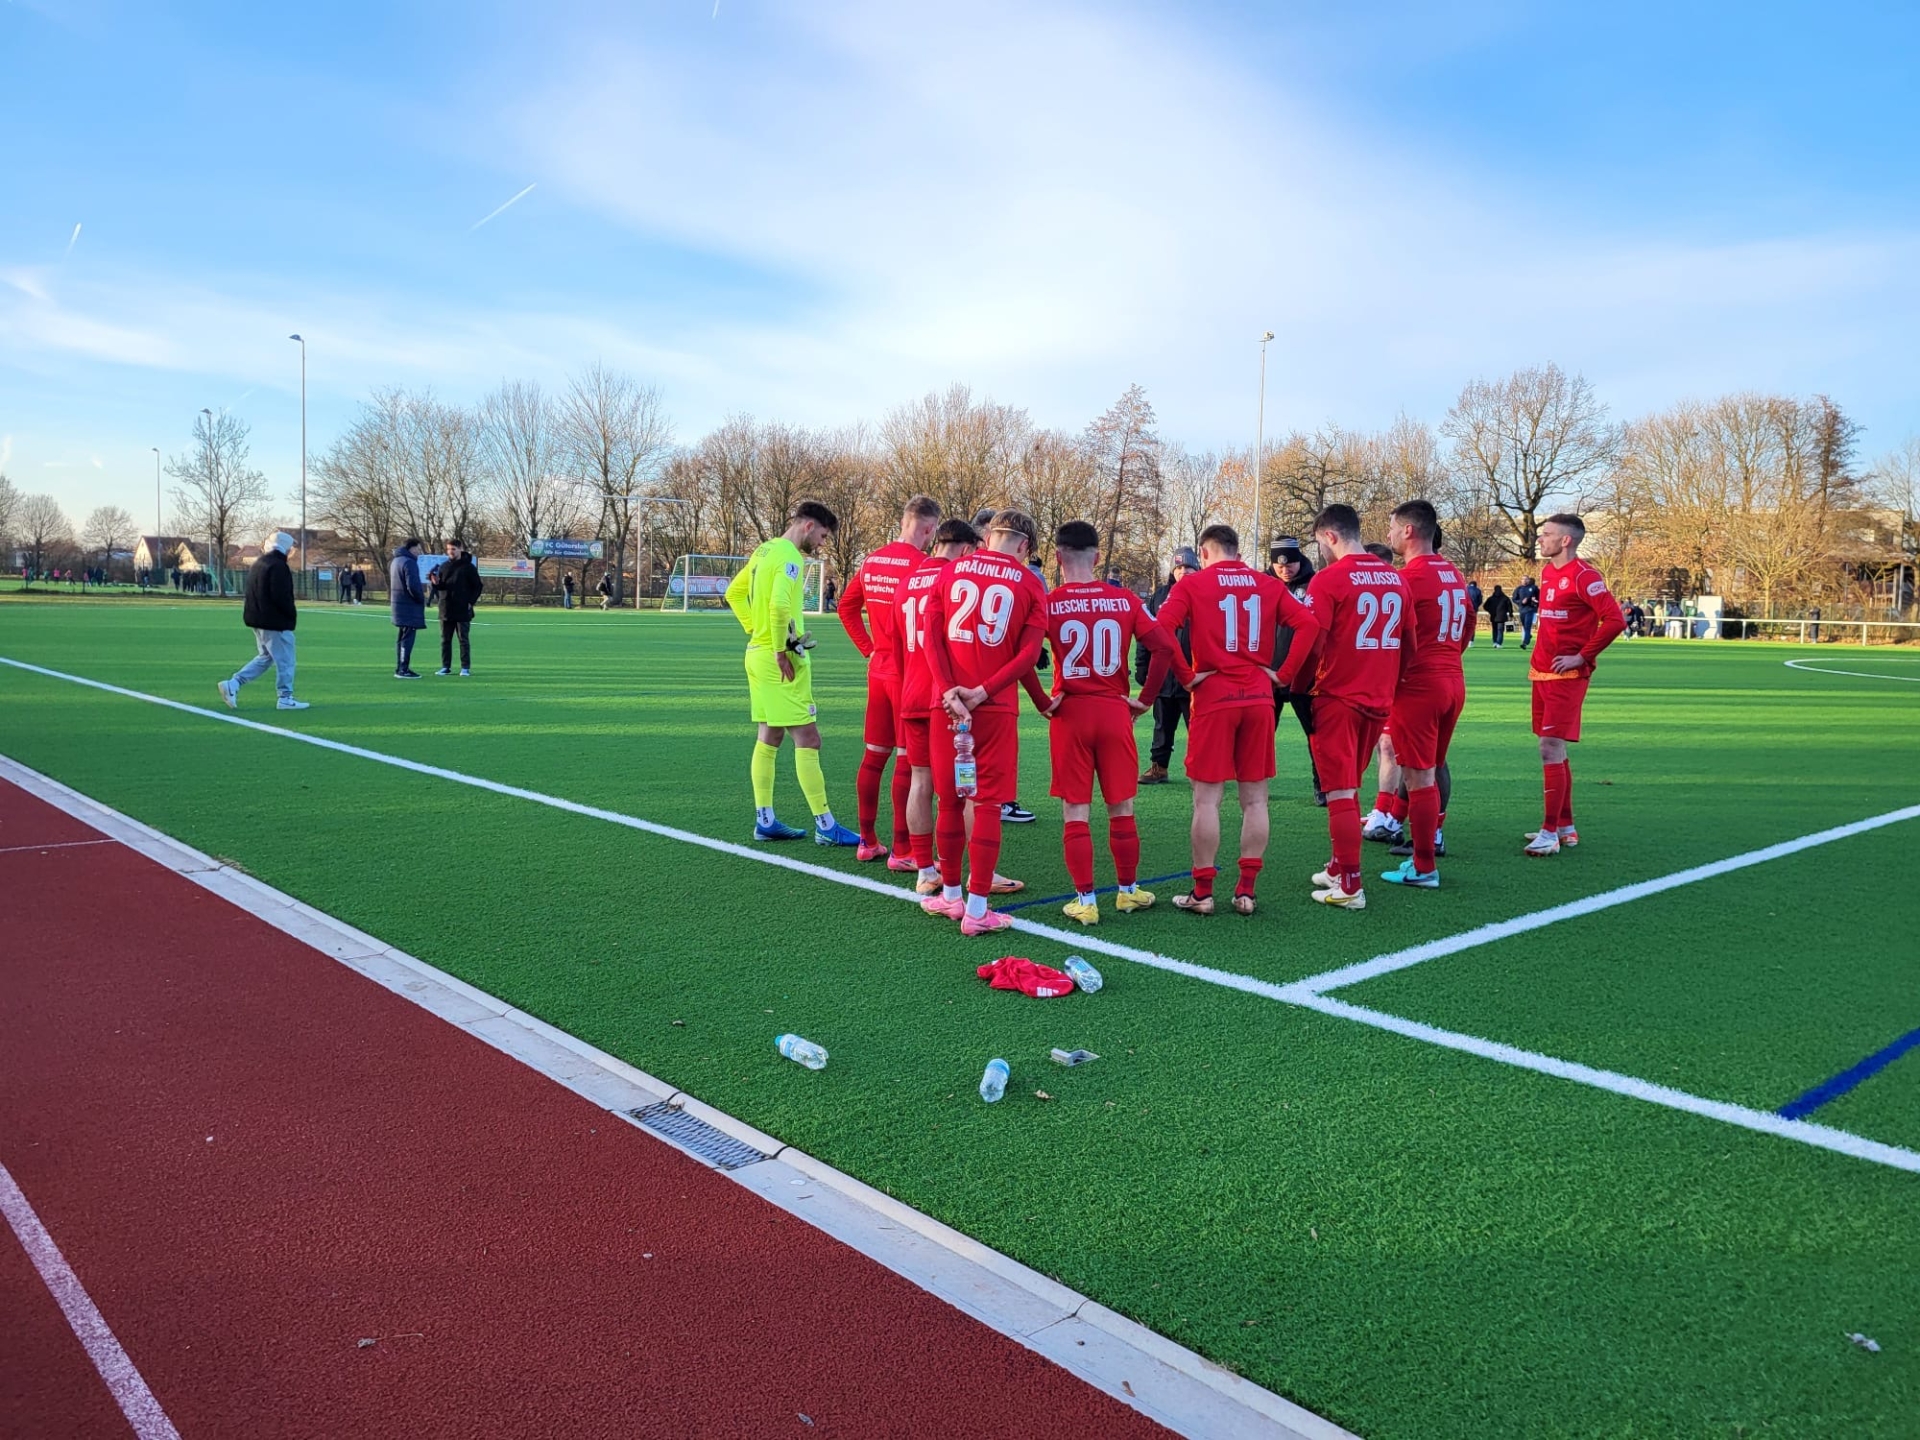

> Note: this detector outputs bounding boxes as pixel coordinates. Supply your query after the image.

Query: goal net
[661,554,831,615]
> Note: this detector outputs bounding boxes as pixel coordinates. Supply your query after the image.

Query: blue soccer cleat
[754,816,808,842]
[1380,858,1439,889]
[812,819,862,847]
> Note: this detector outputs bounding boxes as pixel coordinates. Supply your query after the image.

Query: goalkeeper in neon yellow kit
[726,500,861,846]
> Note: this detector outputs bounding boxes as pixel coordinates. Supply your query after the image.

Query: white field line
[0,1162,182,1439]
[1291,994,1920,1174]
[1784,657,1920,684]
[7,654,1920,1177]
[1285,804,1920,998]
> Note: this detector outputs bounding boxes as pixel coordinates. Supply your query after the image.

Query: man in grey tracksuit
[217,531,308,711]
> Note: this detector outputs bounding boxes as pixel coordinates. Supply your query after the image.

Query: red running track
[0,779,1171,1439]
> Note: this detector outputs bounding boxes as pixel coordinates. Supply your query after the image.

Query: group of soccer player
[728,491,1627,934]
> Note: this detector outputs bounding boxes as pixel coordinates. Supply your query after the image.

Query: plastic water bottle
[776,1034,828,1070]
[952,718,978,799]
[979,1057,1009,1103]
[1064,956,1103,994]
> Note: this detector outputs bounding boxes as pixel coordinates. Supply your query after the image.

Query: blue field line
[1777,1027,1920,1121]
[998,870,1191,912]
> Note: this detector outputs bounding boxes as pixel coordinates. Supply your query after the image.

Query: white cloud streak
[468,182,536,232]
[63,223,82,258]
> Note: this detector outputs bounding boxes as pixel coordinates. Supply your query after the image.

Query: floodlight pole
[151,447,161,558]
[290,334,307,598]
[1255,330,1274,549]
[200,408,218,594]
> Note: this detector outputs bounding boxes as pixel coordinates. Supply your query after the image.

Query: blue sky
[4,0,1917,530]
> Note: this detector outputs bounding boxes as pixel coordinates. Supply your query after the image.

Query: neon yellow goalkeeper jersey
[725,537,807,650]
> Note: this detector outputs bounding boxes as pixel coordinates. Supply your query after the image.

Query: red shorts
[901,714,932,768]
[1388,678,1465,770]
[931,707,1021,804]
[1309,697,1387,793]
[1048,697,1139,805]
[1531,674,1590,742]
[1185,703,1277,784]
[863,675,903,750]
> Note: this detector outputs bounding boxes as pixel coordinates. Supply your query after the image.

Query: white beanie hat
[265,530,295,554]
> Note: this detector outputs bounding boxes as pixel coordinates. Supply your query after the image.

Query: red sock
[1191,865,1217,900]
[1387,793,1408,821]
[936,806,967,888]
[1063,819,1095,894]
[1236,857,1263,896]
[855,749,888,845]
[1408,784,1440,872]
[1542,761,1568,831]
[967,807,1003,899]
[889,759,912,851]
[1108,814,1140,886]
[1328,796,1363,889]
[911,829,934,870]
[1557,759,1574,829]
[1372,790,1395,816]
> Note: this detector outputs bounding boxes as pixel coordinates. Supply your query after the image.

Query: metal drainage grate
[628,1102,772,1171]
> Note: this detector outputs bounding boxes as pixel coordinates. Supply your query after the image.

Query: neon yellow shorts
[745,647,818,727]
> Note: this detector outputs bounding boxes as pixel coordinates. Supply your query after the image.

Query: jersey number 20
[1059,618,1123,677]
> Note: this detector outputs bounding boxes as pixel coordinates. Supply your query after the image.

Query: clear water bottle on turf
[952,717,978,799]
[776,1034,828,1070]
[1064,956,1103,993]
[979,1057,1010,1103]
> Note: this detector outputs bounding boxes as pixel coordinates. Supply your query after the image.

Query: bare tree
[81,505,138,571]
[878,385,1032,521]
[17,494,75,573]
[167,410,270,593]
[559,363,674,605]
[1084,384,1164,578]
[1009,431,1100,572]
[479,380,584,595]
[0,471,19,551]
[1443,364,1621,560]
[1158,447,1231,556]
[313,391,406,566]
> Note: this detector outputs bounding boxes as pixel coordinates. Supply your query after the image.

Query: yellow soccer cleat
[1062,899,1101,927]
[1113,888,1155,913]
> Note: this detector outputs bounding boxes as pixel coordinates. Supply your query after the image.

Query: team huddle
[727,494,1627,933]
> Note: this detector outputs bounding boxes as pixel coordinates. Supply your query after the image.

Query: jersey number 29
[948,581,1016,646]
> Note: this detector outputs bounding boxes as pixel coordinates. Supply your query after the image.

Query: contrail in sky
[64,223,81,256]
[469,183,536,231]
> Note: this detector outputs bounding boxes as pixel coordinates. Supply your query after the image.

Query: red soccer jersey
[837,539,923,683]
[1305,553,1417,718]
[1154,558,1317,712]
[1398,552,1470,685]
[924,548,1049,714]
[1532,557,1626,678]
[1043,583,1179,703]
[895,554,952,718]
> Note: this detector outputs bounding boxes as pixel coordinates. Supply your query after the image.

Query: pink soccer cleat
[959,909,1014,937]
[855,841,889,863]
[921,894,965,920]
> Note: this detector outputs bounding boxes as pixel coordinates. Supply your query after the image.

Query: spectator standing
[1484,585,1515,647]
[1464,578,1484,647]
[338,567,352,603]
[1514,576,1540,649]
[390,538,427,678]
[1137,547,1199,784]
[429,538,484,676]
[1268,537,1326,804]
[350,566,365,604]
[596,571,614,610]
[562,572,577,609]
[216,531,307,711]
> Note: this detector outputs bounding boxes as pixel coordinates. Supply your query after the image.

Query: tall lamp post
[289,334,307,598]
[1255,330,1274,548]
[151,446,161,553]
[200,408,219,595]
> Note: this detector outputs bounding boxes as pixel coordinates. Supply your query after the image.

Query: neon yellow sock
[794,745,831,818]
[751,742,778,809]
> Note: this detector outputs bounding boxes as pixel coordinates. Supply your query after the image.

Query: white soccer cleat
[1522,828,1562,856]
[276,697,310,711]
[1310,864,1339,889]
[1312,882,1366,910]
[216,679,238,709]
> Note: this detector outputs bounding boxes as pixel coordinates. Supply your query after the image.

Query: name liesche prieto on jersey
[1049,595,1137,615]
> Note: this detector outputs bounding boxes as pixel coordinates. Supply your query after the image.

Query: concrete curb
[1,753,1357,1440]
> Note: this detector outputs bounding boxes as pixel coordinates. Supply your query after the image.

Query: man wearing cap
[429,537,485,677]
[1137,546,1199,783]
[217,531,308,711]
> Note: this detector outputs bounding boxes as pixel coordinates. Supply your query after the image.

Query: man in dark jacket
[217,531,307,710]
[1514,576,1540,648]
[1268,537,1325,804]
[429,538,485,676]
[390,538,427,677]
[1484,584,1515,647]
[1465,578,1484,647]
[1137,546,1199,783]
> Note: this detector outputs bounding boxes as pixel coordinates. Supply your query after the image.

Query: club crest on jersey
[784,561,800,580]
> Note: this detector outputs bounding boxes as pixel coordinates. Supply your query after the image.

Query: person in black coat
[1484,584,1515,647]
[1137,546,1200,783]
[1268,537,1326,804]
[390,538,427,677]
[428,538,485,675]
[217,531,307,710]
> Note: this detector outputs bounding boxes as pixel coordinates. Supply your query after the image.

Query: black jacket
[1484,588,1515,624]
[430,553,485,622]
[242,549,297,631]
[1137,579,1193,698]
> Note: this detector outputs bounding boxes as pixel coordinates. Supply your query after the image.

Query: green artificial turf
[3,595,1918,1438]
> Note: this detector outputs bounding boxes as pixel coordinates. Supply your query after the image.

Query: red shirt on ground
[894,555,954,718]
[1043,583,1181,706]
[1305,552,1417,718]
[1154,558,1317,712]
[1532,557,1626,678]
[837,539,923,684]
[1397,552,1470,686]
[925,549,1050,714]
